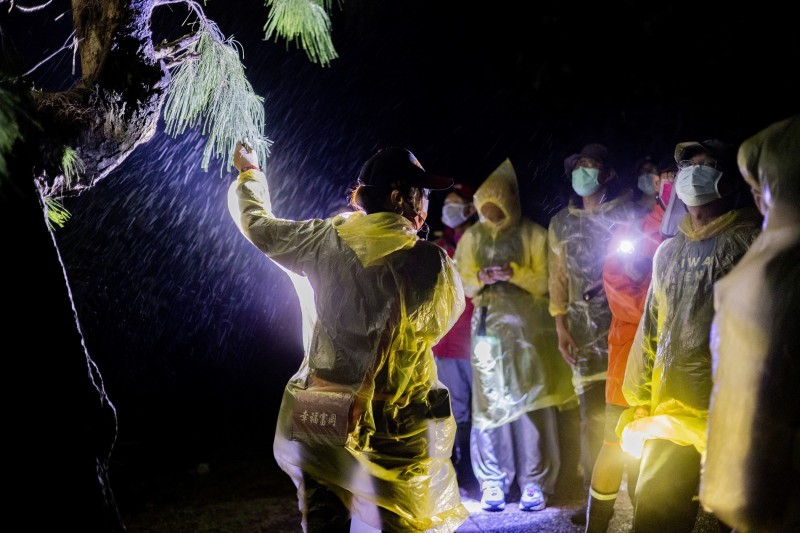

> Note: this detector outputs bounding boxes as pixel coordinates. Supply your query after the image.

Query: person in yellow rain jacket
[701,115,800,533]
[453,158,575,513]
[228,143,469,533]
[619,139,762,533]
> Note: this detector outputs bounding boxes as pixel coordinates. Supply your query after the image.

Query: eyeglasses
[677,159,718,170]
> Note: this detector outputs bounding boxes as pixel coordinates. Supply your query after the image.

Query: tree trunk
[5,89,126,531]
[35,0,169,200]
[5,1,177,529]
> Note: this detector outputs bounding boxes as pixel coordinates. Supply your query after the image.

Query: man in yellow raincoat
[228,143,469,532]
[619,139,762,532]
[701,115,800,533]
[454,158,575,512]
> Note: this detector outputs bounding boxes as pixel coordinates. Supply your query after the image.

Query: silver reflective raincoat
[454,159,575,430]
[229,170,469,532]
[548,190,638,390]
[619,208,761,457]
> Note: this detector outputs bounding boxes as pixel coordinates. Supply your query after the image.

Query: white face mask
[637,173,657,195]
[441,203,469,228]
[675,165,723,206]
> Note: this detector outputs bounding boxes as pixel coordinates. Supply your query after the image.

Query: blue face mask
[675,165,723,206]
[571,167,601,196]
[637,173,656,195]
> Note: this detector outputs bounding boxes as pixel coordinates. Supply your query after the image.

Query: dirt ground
[118,454,726,533]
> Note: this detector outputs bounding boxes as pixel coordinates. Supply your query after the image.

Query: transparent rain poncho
[548,188,638,390]
[700,115,800,532]
[618,208,762,459]
[454,159,575,430]
[228,171,469,532]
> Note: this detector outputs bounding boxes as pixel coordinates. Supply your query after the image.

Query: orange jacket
[602,203,665,406]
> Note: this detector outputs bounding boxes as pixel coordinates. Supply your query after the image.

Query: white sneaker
[480,486,506,511]
[519,484,546,511]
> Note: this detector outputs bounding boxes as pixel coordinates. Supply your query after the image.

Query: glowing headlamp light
[473,305,499,364]
[617,239,635,254]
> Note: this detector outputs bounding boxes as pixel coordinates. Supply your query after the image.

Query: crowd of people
[228,113,799,533]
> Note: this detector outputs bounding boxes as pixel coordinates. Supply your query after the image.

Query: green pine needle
[45,197,72,230]
[263,0,339,66]
[61,146,85,189]
[163,21,273,174]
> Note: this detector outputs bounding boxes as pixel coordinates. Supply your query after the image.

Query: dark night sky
[4,0,798,482]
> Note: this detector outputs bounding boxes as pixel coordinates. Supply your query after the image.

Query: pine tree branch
[154,32,201,61]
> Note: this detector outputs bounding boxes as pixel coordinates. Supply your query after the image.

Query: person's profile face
[405,187,429,228]
[417,188,430,220]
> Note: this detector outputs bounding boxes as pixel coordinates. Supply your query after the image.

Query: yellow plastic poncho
[700,115,800,532]
[453,159,575,430]
[619,208,762,459]
[228,170,469,532]
[547,189,638,391]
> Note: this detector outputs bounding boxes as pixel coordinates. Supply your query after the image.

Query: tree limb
[153,32,200,61]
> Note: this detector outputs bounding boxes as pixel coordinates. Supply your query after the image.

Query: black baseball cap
[357,147,453,191]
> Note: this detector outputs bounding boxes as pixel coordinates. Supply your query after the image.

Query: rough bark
[5,88,127,531]
[34,0,170,200]
[2,2,196,530]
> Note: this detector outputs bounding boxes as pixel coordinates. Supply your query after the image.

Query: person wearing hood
[228,143,470,533]
[453,158,576,513]
[547,143,640,525]
[700,115,800,533]
[619,139,762,532]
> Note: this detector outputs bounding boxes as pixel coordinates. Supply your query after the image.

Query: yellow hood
[334,211,419,267]
[473,158,521,230]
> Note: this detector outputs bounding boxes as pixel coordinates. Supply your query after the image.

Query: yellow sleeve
[508,221,549,298]
[547,222,569,316]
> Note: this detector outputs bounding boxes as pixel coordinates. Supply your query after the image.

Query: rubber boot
[585,492,617,533]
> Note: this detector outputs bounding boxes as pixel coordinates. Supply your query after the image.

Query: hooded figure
[229,144,469,532]
[701,115,800,533]
[454,158,575,512]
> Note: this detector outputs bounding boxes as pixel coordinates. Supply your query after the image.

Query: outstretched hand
[233,140,259,172]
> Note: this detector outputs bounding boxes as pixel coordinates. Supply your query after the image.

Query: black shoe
[570,505,587,525]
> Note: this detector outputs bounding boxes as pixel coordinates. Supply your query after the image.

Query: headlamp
[617,239,635,254]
